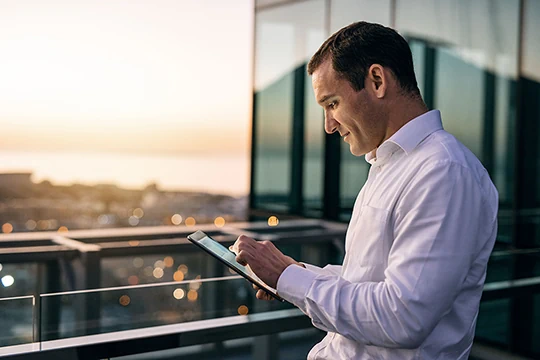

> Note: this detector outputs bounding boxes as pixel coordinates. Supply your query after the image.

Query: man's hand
[233,235,302,290]
[252,284,275,301]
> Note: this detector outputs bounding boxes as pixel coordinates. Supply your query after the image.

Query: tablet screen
[187,230,279,298]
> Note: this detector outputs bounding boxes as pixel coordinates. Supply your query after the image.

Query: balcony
[1,220,539,359]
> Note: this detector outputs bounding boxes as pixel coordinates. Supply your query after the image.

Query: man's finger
[234,235,258,252]
[235,250,251,266]
[256,289,274,301]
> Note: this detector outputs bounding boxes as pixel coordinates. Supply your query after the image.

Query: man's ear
[366,64,387,99]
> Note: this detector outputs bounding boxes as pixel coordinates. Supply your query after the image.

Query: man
[234,22,498,359]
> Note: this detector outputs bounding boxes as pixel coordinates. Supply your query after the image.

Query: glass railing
[0,276,309,358]
[485,247,540,283]
[38,276,294,347]
[1,225,540,359]
[0,295,36,356]
[476,247,540,351]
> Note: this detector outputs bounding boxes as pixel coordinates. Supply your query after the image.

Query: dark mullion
[323,132,341,220]
[249,92,258,211]
[509,0,536,357]
[482,70,496,175]
[423,44,437,110]
[249,3,258,212]
[290,64,306,214]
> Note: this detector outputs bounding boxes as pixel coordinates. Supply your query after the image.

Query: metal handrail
[1,308,311,360]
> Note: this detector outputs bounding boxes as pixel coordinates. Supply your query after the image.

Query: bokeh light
[143,266,153,277]
[133,257,144,268]
[57,226,68,233]
[185,217,196,226]
[173,288,185,300]
[37,220,50,230]
[1,275,15,287]
[2,223,13,234]
[187,289,198,302]
[214,216,226,227]
[133,208,144,218]
[128,275,139,285]
[25,220,37,230]
[164,256,174,268]
[129,240,140,247]
[97,214,109,225]
[189,281,201,291]
[171,214,182,225]
[173,271,185,282]
[178,264,188,275]
[128,216,139,226]
[153,268,164,279]
[119,295,131,306]
[237,305,249,316]
[267,216,279,227]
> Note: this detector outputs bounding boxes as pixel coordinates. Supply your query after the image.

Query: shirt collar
[365,110,443,165]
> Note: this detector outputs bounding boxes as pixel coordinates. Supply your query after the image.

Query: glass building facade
[251,0,540,357]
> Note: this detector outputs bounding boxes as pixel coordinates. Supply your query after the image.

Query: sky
[0,0,254,156]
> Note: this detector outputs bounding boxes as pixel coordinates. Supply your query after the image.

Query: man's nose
[324,111,339,134]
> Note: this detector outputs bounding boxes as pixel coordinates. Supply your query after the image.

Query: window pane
[330,0,391,219]
[330,0,392,33]
[340,144,368,220]
[522,0,540,211]
[253,1,326,212]
[396,0,519,208]
[475,299,510,347]
[304,74,325,215]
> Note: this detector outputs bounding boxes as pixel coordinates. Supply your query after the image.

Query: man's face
[312,60,387,156]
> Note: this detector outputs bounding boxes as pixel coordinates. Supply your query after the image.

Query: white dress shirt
[277,110,499,359]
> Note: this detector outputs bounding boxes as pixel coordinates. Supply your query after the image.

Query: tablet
[187,230,285,302]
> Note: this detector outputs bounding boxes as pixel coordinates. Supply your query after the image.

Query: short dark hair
[308,21,420,95]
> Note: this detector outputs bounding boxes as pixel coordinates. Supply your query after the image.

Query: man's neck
[385,96,429,141]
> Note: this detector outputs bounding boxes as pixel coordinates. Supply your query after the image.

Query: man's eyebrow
[317,94,335,105]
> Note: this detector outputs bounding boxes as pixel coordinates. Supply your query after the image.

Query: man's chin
[349,146,367,157]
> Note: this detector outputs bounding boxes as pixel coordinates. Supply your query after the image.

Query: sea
[0,150,249,196]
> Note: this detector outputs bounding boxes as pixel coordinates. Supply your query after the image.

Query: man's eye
[327,102,336,109]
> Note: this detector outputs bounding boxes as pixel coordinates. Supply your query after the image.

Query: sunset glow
[0,0,253,155]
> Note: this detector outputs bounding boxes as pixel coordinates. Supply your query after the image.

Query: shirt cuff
[277,264,319,306]
[302,263,326,274]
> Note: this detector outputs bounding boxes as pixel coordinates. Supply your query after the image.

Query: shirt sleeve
[276,160,492,348]
[302,263,342,276]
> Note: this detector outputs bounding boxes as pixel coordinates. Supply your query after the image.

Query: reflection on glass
[0,295,34,348]
[522,0,540,208]
[39,277,292,341]
[253,0,325,211]
[396,0,519,208]
[328,1,390,219]
[330,0,391,33]
[340,142,368,219]
[304,66,325,214]
[435,47,484,158]
[409,41,426,99]
[0,263,39,299]
[101,254,205,288]
[475,298,510,347]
